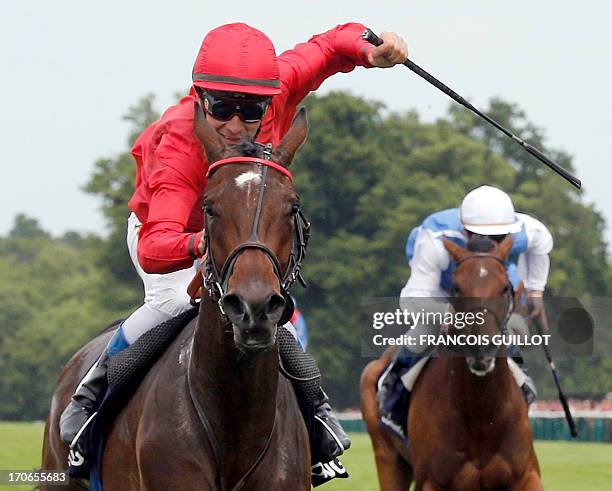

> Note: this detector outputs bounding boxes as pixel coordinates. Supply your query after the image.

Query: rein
[187,336,277,491]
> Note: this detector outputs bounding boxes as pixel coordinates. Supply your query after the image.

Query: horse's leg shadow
[361,351,413,491]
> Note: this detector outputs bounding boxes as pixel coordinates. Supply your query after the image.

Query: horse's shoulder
[118,320,199,436]
[275,376,305,425]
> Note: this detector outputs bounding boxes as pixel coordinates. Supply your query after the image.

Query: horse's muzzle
[220,291,285,353]
[466,356,496,376]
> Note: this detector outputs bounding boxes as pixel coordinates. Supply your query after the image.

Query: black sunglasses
[199,91,270,123]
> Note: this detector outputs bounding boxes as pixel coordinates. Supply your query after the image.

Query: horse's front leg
[372,439,413,491]
[361,358,412,491]
[513,470,544,491]
[415,479,443,491]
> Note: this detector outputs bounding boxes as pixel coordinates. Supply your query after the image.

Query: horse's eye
[291,203,300,216]
[451,284,462,296]
[502,285,510,294]
[204,203,214,216]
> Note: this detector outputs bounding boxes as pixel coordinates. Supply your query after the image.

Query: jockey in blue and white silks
[377,185,553,442]
[401,185,552,340]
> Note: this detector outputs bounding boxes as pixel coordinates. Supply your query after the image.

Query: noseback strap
[207,157,293,182]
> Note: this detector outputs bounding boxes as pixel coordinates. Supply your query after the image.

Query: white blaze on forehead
[479,266,489,278]
[235,171,261,188]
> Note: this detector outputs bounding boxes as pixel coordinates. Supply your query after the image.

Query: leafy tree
[294,92,610,406]
[1,91,610,418]
[0,217,131,418]
[9,214,51,240]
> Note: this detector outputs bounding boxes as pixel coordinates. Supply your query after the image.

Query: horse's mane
[466,236,496,253]
[231,139,263,158]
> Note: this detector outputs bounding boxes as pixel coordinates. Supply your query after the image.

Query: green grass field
[1,422,611,490]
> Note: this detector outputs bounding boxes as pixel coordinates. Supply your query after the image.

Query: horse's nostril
[266,294,286,317]
[221,294,245,317]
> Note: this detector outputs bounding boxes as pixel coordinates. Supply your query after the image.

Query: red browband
[207,157,293,182]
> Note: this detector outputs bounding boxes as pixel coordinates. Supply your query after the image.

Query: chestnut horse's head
[443,235,515,376]
[194,102,309,354]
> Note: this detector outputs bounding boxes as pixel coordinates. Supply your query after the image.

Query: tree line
[1,91,610,419]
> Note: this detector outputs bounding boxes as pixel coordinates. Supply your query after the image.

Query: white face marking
[235,171,261,188]
[479,266,489,278]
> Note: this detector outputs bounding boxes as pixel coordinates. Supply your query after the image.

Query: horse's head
[443,235,514,376]
[194,102,309,354]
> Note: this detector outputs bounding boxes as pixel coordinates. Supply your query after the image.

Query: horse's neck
[189,298,279,454]
[451,357,515,415]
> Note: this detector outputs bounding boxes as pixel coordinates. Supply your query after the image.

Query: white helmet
[460,185,522,235]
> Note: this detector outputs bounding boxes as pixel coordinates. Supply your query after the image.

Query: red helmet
[192,23,281,96]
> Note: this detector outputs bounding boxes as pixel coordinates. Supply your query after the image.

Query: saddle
[68,307,200,485]
[377,356,429,444]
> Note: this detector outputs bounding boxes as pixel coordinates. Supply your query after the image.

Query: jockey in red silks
[60,21,408,480]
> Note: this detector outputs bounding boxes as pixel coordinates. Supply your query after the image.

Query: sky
[1,1,611,247]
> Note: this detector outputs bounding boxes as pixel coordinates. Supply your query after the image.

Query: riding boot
[521,372,538,405]
[59,324,130,446]
[277,324,350,485]
[507,344,537,405]
[376,345,421,442]
[309,389,350,486]
[312,389,351,461]
[59,352,109,446]
[278,324,351,458]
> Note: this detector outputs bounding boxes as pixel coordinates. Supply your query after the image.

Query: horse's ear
[494,234,513,261]
[271,108,309,168]
[443,238,470,263]
[193,101,225,163]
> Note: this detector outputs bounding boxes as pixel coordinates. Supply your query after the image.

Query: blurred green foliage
[0,92,609,418]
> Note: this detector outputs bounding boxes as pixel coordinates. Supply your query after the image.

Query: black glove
[527,295,548,332]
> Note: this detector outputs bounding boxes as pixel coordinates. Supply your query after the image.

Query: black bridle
[200,144,310,323]
[188,145,311,490]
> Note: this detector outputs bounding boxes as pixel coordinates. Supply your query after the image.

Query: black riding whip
[531,315,579,438]
[362,29,582,190]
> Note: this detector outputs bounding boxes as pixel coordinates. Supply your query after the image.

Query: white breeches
[121,213,198,343]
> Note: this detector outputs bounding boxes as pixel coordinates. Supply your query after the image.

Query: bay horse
[42,105,312,489]
[361,236,542,490]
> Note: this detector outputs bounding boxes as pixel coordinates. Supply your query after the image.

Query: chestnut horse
[42,106,312,490]
[361,236,542,490]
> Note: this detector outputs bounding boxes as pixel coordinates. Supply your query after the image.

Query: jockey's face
[206,112,261,146]
[198,89,270,146]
